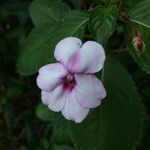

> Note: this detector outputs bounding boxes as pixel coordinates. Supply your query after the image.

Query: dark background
[0,0,150,150]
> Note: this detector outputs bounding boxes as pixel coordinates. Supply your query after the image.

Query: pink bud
[132,32,145,53]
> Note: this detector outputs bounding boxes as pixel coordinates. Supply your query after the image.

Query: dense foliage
[0,0,150,150]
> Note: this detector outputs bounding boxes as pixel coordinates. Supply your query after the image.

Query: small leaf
[129,0,150,29]
[36,103,59,122]
[89,5,118,45]
[68,56,143,150]
[30,0,70,26]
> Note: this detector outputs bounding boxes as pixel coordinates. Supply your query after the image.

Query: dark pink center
[63,74,76,91]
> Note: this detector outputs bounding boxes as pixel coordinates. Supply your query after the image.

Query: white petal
[54,37,82,67]
[74,74,106,108]
[37,63,68,91]
[61,90,89,123]
[41,84,67,112]
[68,41,105,73]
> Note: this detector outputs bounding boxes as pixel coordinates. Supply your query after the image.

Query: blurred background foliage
[0,0,150,150]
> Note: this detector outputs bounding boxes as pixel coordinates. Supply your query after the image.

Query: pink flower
[37,37,106,123]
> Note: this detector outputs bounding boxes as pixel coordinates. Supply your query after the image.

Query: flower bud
[132,32,145,53]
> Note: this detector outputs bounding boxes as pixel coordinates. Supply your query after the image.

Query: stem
[118,0,123,11]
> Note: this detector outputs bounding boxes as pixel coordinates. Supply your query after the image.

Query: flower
[37,37,106,123]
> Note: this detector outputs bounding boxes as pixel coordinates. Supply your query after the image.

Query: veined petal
[61,90,89,123]
[41,84,67,112]
[37,63,68,91]
[74,74,106,108]
[54,37,82,67]
[68,41,105,73]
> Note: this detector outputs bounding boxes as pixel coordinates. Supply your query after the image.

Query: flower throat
[63,74,76,91]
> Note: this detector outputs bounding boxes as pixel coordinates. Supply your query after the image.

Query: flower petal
[68,41,105,73]
[61,90,89,123]
[37,63,68,91]
[74,74,106,108]
[41,84,67,112]
[54,37,82,67]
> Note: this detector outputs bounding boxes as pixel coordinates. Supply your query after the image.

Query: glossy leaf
[129,0,150,29]
[68,56,143,150]
[89,5,118,45]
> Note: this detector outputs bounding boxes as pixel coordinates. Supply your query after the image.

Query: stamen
[63,74,76,91]
[67,74,74,82]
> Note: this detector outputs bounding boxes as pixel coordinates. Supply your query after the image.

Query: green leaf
[137,120,150,150]
[36,103,59,122]
[52,117,71,144]
[17,24,56,75]
[127,26,150,75]
[124,0,141,8]
[17,11,88,76]
[60,11,89,38]
[69,56,143,150]
[89,5,118,45]
[46,108,71,144]
[36,103,71,143]
[129,0,150,29]
[30,0,70,26]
